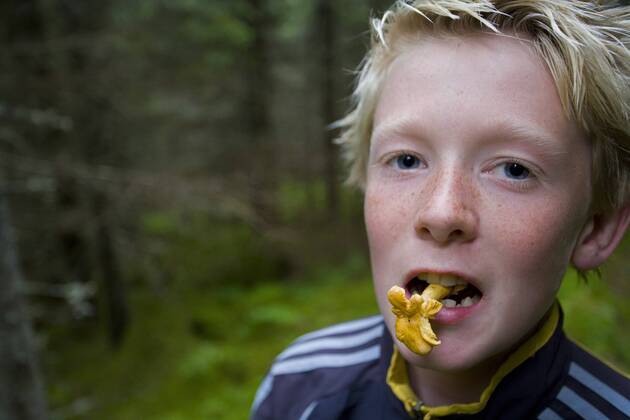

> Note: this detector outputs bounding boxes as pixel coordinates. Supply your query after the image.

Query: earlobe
[571,205,630,271]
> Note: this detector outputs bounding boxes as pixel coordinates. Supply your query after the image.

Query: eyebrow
[491,122,570,160]
[371,117,571,160]
[371,117,422,147]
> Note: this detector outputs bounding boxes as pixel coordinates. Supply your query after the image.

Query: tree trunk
[0,193,48,420]
[93,191,128,349]
[244,0,275,223]
[316,0,339,219]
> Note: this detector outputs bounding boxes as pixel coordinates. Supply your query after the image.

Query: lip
[433,298,484,324]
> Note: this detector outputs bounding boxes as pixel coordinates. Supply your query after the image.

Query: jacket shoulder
[251,315,385,420]
[539,338,630,419]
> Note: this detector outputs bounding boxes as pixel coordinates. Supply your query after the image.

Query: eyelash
[492,159,539,191]
[381,153,540,191]
[384,152,426,171]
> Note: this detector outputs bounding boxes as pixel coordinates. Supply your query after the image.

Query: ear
[571,205,630,271]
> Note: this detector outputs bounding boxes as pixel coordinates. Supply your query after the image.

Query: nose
[414,167,478,244]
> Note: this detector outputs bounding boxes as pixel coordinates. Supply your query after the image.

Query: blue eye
[395,154,420,170]
[503,162,530,180]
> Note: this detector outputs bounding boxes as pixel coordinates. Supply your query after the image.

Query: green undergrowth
[558,268,630,372]
[275,179,364,224]
[47,254,378,420]
[139,211,290,288]
[47,258,630,420]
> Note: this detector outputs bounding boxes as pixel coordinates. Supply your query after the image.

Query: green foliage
[273,0,315,42]
[112,0,254,81]
[275,179,364,224]
[47,254,377,420]
[140,211,289,289]
[275,179,326,223]
[559,268,630,370]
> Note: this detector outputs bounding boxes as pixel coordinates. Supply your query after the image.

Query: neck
[407,353,505,406]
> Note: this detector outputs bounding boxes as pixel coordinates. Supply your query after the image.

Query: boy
[252,1,630,419]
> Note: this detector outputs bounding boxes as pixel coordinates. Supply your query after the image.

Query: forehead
[372,32,582,149]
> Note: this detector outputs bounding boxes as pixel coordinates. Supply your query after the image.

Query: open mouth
[406,273,482,308]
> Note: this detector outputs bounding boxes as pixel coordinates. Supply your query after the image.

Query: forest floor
[45,239,630,420]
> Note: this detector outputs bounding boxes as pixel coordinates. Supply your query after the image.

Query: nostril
[417,225,471,243]
[417,226,432,237]
[415,209,477,243]
[445,229,468,242]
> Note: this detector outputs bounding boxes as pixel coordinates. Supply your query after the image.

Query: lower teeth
[442,298,456,308]
[441,295,480,308]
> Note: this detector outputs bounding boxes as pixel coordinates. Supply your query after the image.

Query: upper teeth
[422,273,467,287]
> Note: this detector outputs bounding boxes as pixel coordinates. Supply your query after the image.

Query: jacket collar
[382,302,569,419]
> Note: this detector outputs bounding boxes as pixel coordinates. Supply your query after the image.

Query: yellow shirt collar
[386,302,560,419]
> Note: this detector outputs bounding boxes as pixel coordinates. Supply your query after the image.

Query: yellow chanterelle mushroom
[387,284,456,355]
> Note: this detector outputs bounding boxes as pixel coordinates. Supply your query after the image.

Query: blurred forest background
[0,1,629,419]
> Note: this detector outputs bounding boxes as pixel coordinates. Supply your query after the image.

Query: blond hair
[335,0,630,212]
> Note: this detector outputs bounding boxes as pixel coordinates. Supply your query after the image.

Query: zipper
[412,400,424,419]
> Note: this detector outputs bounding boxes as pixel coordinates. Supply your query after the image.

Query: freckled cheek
[364,186,413,245]
[364,196,392,255]
[364,187,414,296]
[489,201,578,282]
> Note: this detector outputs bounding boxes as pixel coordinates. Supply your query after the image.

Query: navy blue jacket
[251,312,630,419]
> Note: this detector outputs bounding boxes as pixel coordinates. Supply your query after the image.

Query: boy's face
[365,33,592,371]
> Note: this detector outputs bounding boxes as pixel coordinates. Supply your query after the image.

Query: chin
[399,343,486,372]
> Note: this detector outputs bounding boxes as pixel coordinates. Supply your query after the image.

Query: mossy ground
[46,254,379,420]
